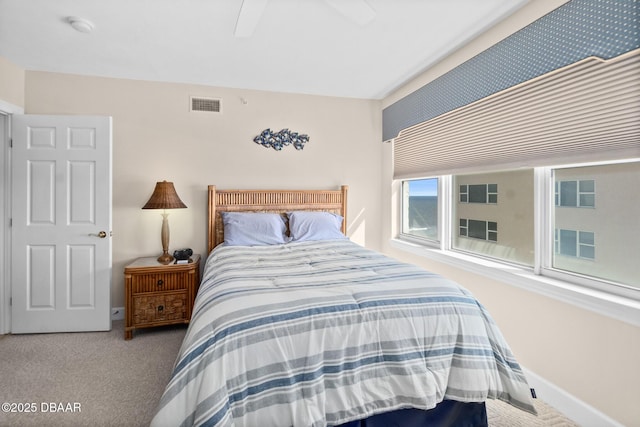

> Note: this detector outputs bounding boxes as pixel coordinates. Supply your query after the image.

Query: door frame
[0,99,24,334]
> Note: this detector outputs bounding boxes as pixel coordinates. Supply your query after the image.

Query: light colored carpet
[0,320,577,427]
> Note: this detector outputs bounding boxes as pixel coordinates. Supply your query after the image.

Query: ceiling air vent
[190,96,222,113]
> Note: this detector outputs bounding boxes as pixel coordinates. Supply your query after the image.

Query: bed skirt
[336,401,487,427]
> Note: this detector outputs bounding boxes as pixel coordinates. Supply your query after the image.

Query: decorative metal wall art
[254,128,310,151]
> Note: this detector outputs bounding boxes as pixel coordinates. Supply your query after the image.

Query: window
[399,161,640,297]
[453,171,534,266]
[550,163,637,286]
[555,179,595,207]
[460,219,497,241]
[459,185,468,203]
[401,178,438,242]
[555,229,595,259]
[460,184,498,204]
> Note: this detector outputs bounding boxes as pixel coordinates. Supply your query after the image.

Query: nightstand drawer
[130,272,190,293]
[133,291,187,325]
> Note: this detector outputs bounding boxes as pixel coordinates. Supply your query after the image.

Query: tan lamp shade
[142,181,187,264]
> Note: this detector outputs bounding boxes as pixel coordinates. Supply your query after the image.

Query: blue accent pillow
[288,211,347,242]
[221,212,289,246]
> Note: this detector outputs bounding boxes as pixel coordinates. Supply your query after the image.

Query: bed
[150,185,536,427]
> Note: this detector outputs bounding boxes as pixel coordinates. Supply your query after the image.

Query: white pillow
[287,211,347,242]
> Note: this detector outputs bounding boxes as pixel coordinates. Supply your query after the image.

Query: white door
[11,115,112,333]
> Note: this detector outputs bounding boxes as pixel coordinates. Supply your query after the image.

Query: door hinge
[8,138,12,148]
[8,218,11,227]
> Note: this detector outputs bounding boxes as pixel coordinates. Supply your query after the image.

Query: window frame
[397,161,640,311]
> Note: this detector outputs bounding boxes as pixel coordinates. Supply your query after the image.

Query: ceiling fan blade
[235,0,269,38]
[323,0,376,26]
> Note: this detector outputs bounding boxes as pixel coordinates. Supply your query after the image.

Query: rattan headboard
[207,185,348,253]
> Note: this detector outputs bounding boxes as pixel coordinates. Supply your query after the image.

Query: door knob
[89,231,107,238]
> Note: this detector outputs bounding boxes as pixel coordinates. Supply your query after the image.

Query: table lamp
[142,180,187,264]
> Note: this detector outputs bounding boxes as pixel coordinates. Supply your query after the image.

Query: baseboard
[111,307,124,321]
[523,367,624,427]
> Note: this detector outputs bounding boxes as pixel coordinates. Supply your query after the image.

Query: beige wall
[0,56,25,108]
[24,71,382,309]
[380,1,639,425]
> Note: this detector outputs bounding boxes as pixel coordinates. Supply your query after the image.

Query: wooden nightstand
[124,254,200,340]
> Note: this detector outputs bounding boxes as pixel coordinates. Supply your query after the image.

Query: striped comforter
[151,239,535,427]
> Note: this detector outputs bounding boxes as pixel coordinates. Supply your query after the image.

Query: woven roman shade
[393,49,640,179]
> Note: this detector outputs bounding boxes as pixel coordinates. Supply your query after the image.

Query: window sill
[390,238,640,328]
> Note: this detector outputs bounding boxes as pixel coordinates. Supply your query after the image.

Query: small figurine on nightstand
[173,248,193,264]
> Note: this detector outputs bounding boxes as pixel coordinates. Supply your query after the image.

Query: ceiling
[0,0,529,99]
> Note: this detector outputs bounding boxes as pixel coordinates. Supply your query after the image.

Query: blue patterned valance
[382,0,640,141]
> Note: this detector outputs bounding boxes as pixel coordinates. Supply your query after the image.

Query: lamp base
[157,251,173,265]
